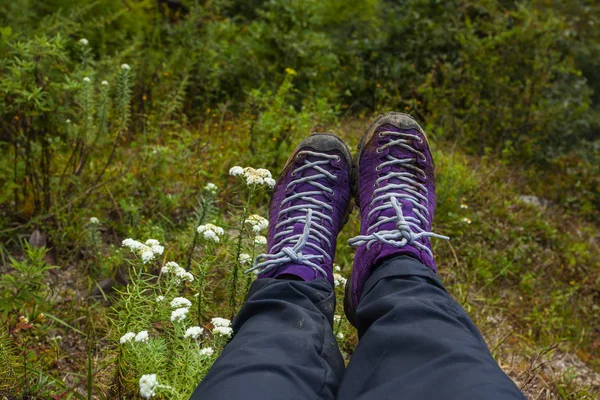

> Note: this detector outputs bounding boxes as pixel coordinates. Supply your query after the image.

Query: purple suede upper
[349,115,438,310]
[258,138,352,286]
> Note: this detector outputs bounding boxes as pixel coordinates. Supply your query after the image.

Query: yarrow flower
[333,315,342,323]
[139,374,158,399]
[83,77,91,83]
[254,235,267,245]
[334,264,341,272]
[199,347,214,356]
[156,295,165,302]
[333,273,347,288]
[229,166,244,176]
[120,332,135,344]
[238,253,252,265]
[337,332,345,339]
[161,261,194,283]
[89,217,99,224]
[135,331,149,343]
[460,203,469,209]
[213,326,233,338]
[211,317,231,327]
[184,326,204,339]
[170,297,192,309]
[230,166,275,188]
[204,182,218,193]
[462,217,472,224]
[171,307,189,323]
[101,80,108,86]
[79,38,89,46]
[246,214,268,233]
[197,223,225,243]
[121,63,131,71]
[122,238,164,264]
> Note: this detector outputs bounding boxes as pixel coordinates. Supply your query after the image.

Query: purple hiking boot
[249,133,353,286]
[345,112,449,324]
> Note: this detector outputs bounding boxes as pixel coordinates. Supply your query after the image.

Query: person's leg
[192,133,354,399]
[337,255,525,400]
[190,277,343,400]
[342,113,525,399]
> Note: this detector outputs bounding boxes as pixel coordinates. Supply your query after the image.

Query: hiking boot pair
[250,112,448,325]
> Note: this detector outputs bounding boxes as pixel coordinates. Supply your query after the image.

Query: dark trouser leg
[338,256,525,400]
[190,278,344,400]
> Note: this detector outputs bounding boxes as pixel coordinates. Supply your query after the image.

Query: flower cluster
[199,347,214,357]
[333,273,347,288]
[139,374,158,399]
[122,238,165,264]
[229,166,276,188]
[184,326,204,339]
[89,217,100,224]
[211,317,233,338]
[204,182,218,194]
[254,235,267,245]
[170,296,192,323]
[246,214,269,233]
[120,330,150,344]
[197,223,225,243]
[238,253,252,265]
[161,261,194,283]
[462,217,472,224]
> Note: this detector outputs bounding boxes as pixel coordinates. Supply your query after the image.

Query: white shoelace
[248,151,340,277]
[348,131,448,257]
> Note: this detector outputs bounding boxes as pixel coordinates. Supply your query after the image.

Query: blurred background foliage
[1,0,598,226]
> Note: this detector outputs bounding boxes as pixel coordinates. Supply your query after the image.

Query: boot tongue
[287,156,331,250]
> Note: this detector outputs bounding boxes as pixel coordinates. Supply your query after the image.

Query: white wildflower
[184,326,204,339]
[134,331,149,343]
[337,332,344,339]
[162,261,194,283]
[121,63,131,71]
[460,203,468,209]
[199,347,214,357]
[79,38,89,46]
[246,214,268,233]
[101,80,108,86]
[89,217,99,224]
[254,235,267,245]
[66,119,71,124]
[264,178,276,188]
[170,297,192,309]
[204,182,218,193]
[211,317,231,327]
[141,249,155,264]
[139,374,158,399]
[213,326,233,338]
[122,238,163,264]
[462,217,472,224]
[333,315,342,323]
[229,166,244,176]
[244,167,264,185]
[255,168,272,179]
[156,295,165,302]
[171,307,189,322]
[334,264,341,272]
[83,77,91,83]
[333,273,347,288]
[120,332,135,344]
[197,223,225,243]
[238,253,252,265]
[145,239,164,255]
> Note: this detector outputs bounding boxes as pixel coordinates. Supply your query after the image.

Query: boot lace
[348,131,448,257]
[248,151,340,278]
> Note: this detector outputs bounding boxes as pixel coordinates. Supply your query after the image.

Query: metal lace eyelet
[335,156,341,162]
[376,165,382,171]
[376,147,383,154]
[378,132,386,137]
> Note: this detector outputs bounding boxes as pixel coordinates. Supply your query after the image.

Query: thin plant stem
[230,189,254,317]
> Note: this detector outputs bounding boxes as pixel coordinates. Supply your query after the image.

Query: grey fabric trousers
[190,256,525,399]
